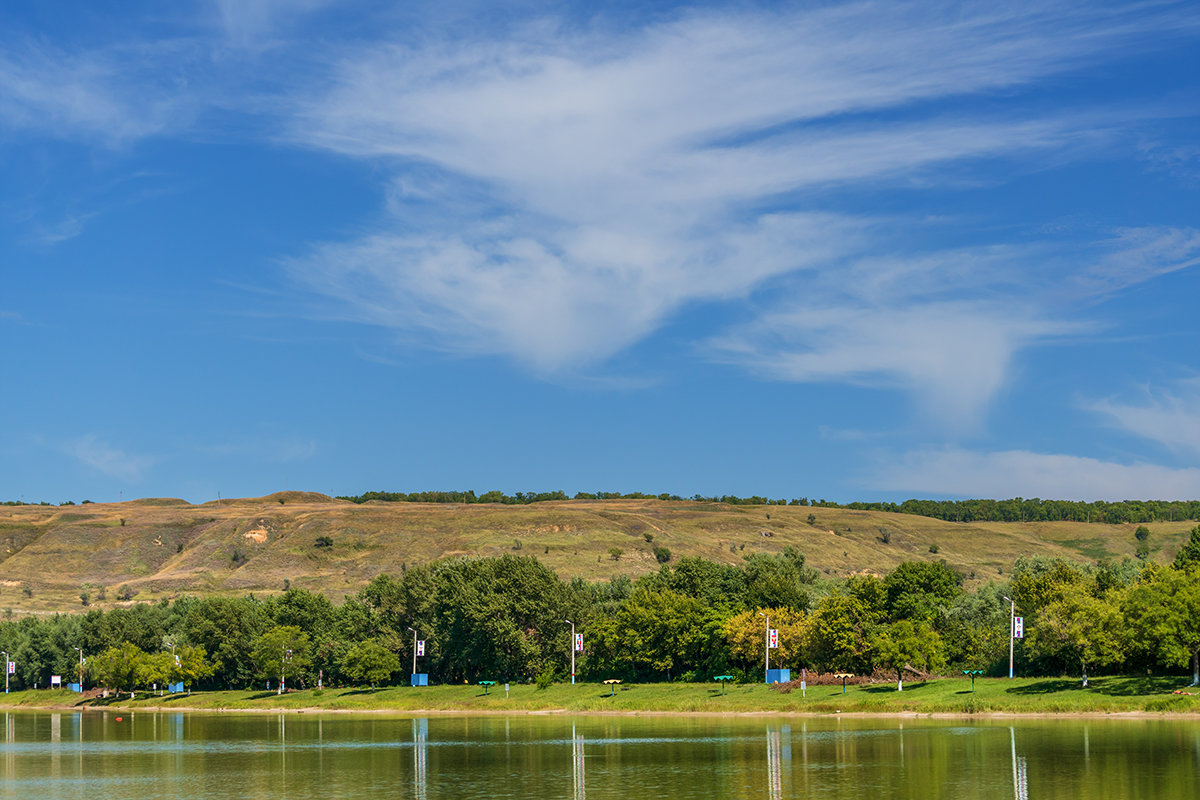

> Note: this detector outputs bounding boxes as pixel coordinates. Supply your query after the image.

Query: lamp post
[279,646,291,695]
[1002,596,1016,679]
[1,650,8,694]
[74,646,83,689]
[758,611,770,682]
[408,627,418,677]
[565,620,575,685]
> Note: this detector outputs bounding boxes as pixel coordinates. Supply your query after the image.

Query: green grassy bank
[2,677,1198,715]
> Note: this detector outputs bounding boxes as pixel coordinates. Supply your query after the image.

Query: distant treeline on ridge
[6,491,1198,525]
[335,491,1200,525]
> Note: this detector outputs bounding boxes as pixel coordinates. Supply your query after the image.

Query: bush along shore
[3,531,1200,698]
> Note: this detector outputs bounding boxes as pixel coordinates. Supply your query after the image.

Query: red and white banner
[1014,617,1025,639]
[416,640,425,657]
[574,633,584,652]
[768,629,779,649]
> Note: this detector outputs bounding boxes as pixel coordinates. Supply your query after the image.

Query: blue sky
[2,0,1199,504]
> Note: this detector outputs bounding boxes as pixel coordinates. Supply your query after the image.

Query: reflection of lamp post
[1002,596,1017,679]
[564,620,575,685]
[74,647,83,689]
[758,611,770,682]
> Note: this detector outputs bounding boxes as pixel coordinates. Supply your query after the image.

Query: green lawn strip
[1,677,1197,714]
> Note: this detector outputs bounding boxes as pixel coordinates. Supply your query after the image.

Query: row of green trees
[9,493,1199,525]
[335,490,1200,524]
[3,529,1199,692]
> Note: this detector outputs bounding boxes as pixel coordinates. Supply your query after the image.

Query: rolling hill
[0,491,1193,613]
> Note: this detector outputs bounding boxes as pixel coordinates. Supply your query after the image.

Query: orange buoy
[115,717,123,722]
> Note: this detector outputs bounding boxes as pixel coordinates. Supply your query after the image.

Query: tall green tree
[809,593,881,674]
[1125,568,1200,685]
[90,642,144,693]
[252,626,313,689]
[883,561,963,622]
[872,619,946,690]
[1028,593,1124,687]
[339,639,401,687]
[1172,526,1200,571]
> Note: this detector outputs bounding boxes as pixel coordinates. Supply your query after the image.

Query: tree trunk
[1192,650,1199,687]
[1081,660,1088,689]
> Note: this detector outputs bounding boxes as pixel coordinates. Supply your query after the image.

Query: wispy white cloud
[712,222,1200,425]
[870,447,1200,501]
[1071,227,1200,297]
[210,0,336,47]
[285,0,1199,406]
[0,40,198,145]
[1090,378,1200,458]
[713,302,1084,429]
[66,435,154,483]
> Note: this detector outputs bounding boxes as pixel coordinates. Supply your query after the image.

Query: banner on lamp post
[768,629,779,649]
[1014,617,1024,639]
[574,633,584,652]
[416,640,425,657]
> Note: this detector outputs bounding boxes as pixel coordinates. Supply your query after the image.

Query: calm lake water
[2,710,1198,799]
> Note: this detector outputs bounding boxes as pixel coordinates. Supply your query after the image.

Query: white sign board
[50,675,62,687]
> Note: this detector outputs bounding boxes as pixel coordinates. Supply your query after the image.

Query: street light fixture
[408,627,419,677]
[758,611,770,683]
[1002,596,1017,679]
[564,620,575,685]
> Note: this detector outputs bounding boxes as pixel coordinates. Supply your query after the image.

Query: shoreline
[5,702,1200,720]
[3,677,1197,718]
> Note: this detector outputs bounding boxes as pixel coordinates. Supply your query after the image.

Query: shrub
[1134,526,1151,542]
[653,545,672,563]
[536,668,556,690]
[116,585,135,601]
[314,536,333,548]
[928,544,940,554]
[609,547,623,561]
[643,532,655,543]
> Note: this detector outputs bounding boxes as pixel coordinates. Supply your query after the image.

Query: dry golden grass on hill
[0,491,1193,613]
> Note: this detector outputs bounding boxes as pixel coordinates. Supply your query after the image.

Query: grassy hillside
[0,491,1193,613]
